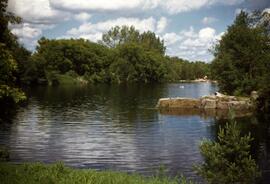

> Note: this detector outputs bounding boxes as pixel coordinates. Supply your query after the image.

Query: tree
[211,11,270,96]
[109,43,168,83]
[0,0,21,49]
[101,26,140,48]
[140,31,166,55]
[0,0,27,122]
[31,27,210,85]
[195,122,260,184]
[101,26,166,55]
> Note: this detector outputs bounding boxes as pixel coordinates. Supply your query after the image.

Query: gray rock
[200,98,217,109]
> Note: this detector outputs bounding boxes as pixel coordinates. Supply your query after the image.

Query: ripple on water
[2,83,268,183]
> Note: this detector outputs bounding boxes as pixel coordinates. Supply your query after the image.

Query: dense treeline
[22,26,210,85]
[211,11,270,112]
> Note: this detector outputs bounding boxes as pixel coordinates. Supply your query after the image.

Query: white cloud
[163,27,222,62]
[234,8,249,15]
[263,8,270,14]
[163,32,182,46]
[161,0,245,14]
[162,0,210,14]
[74,12,92,22]
[199,27,216,40]
[11,23,42,39]
[10,23,44,49]
[202,17,218,25]
[79,33,104,42]
[8,0,246,26]
[7,0,69,50]
[156,17,168,33]
[8,0,69,24]
[50,0,142,11]
[49,0,244,14]
[66,17,158,41]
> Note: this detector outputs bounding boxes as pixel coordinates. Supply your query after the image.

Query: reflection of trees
[27,84,168,129]
[104,83,166,127]
[159,108,253,120]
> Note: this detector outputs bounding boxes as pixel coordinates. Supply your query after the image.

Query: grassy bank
[0,162,193,184]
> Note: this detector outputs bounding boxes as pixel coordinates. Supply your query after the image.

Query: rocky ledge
[156,92,258,118]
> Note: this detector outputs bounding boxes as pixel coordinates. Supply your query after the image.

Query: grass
[0,162,194,184]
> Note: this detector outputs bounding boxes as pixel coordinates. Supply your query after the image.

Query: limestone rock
[157,98,200,109]
[200,98,217,109]
[216,101,229,109]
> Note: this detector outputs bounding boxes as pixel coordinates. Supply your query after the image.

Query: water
[0,83,269,183]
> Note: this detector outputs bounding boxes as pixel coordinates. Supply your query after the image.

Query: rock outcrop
[156,92,255,118]
[156,98,200,109]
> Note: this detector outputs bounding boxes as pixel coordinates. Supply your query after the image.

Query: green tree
[0,0,26,117]
[195,122,260,184]
[109,43,168,83]
[31,28,210,85]
[101,26,166,55]
[101,25,140,48]
[0,0,21,48]
[211,11,270,96]
[140,31,166,55]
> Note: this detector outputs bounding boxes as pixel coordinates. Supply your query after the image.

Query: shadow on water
[0,82,269,183]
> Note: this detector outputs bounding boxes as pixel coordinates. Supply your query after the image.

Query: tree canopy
[0,0,28,121]
[101,25,166,55]
[210,10,270,111]
[26,26,210,85]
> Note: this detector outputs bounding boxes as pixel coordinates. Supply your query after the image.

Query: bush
[195,121,260,184]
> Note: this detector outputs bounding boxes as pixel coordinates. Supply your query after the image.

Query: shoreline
[0,162,191,184]
[177,79,217,83]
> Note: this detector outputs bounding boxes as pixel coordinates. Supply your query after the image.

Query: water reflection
[0,83,269,183]
[159,108,253,119]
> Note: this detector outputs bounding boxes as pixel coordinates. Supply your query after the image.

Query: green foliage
[211,11,270,98]
[101,25,140,48]
[0,84,26,122]
[0,0,21,49]
[0,85,26,103]
[0,0,30,122]
[32,38,112,83]
[0,43,17,84]
[30,36,210,84]
[166,57,211,81]
[101,25,166,55]
[20,54,47,85]
[0,162,193,184]
[195,122,260,184]
[109,43,168,83]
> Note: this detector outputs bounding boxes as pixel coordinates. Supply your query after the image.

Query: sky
[7,0,270,62]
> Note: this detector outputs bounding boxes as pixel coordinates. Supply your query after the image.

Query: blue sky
[8,0,270,62]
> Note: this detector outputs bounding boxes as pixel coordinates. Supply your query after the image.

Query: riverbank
[0,162,192,184]
[178,79,217,83]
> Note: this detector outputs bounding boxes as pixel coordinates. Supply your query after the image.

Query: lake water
[0,83,269,183]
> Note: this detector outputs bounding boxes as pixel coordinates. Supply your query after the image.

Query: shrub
[195,121,260,184]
